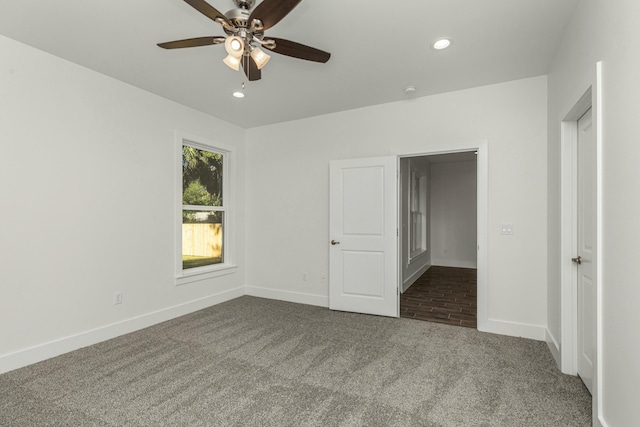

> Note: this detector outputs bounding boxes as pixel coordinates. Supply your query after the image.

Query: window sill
[409,250,428,264]
[175,264,238,286]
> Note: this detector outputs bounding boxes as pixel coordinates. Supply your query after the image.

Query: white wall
[546,0,597,359]
[547,0,640,424]
[245,76,548,338]
[0,35,246,373]
[400,157,431,291]
[430,160,477,268]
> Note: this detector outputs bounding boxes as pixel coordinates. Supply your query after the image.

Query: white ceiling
[0,0,579,129]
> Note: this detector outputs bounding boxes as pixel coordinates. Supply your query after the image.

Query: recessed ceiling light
[432,38,452,50]
[404,86,417,94]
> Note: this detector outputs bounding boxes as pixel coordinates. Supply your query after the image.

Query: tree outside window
[181,145,225,270]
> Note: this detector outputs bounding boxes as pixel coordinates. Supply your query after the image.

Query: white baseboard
[431,260,478,269]
[545,328,561,368]
[479,318,546,341]
[244,286,328,308]
[0,287,244,375]
[402,262,432,293]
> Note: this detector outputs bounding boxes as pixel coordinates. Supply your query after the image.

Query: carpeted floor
[0,296,591,426]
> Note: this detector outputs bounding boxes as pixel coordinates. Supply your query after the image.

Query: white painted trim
[408,248,429,266]
[407,159,429,262]
[176,265,238,286]
[402,262,431,293]
[431,260,477,269]
[560,115,579,375]
[399,141,488,332]
[484,319,547,341]
[0,287,244,375]
[546,328,561,368]
[174,131,237,281]
[395,156,401,318]
[560,86,592,376]
[245,286,329,308]
[476,142,489,333]
[559,63,604,425]
[595,61,605,427]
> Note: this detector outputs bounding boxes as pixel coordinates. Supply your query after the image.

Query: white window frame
[408,159,428,262]
[175,131,237,285]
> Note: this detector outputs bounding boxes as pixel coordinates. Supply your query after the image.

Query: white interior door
[576,107,596,394]
[329,156,398,317]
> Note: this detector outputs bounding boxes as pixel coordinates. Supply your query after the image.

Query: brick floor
[400,266,477,328]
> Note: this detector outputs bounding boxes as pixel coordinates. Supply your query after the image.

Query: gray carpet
[0,296,591,426]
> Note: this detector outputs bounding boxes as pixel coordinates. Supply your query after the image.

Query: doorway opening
[399,151,478,328]
[328,143,487,329]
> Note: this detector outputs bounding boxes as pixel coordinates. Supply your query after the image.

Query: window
[177,133,234,278]
[409,160,428,260]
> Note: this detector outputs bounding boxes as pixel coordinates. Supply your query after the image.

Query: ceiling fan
[157,0,331,81]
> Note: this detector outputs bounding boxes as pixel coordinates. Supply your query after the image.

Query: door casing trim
[558,61,604,425]
[399,140,488,331]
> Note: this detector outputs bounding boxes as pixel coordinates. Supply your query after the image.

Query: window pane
[182,146,223,206]
[182,210,224,269]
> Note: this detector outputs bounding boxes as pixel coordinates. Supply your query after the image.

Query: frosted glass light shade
[223,54,241,71]
[250,47,271,70]
[225,36,244,57]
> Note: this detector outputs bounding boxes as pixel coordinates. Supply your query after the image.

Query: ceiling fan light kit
[224,36,245,57]
[223,54,241,70]
[250,47,270,70]
[158,0,331,81]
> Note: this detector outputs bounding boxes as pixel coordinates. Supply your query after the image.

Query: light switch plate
[500,223,514,235]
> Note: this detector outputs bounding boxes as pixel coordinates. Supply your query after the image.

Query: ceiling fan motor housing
[225,8,250,28]
[233,0,255,10]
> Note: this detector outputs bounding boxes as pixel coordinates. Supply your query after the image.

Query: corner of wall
[244,286,329,308]
[480,319,547,341]
[545,328,561,369]
[402,262,432,293]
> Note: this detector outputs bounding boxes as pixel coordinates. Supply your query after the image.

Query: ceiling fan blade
[241,55,262,81]
[249,0,301,31]
[157,36,225,49]
[184,0,232,26]
[266,37,330,63]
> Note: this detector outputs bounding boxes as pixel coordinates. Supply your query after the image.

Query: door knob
[331,240,340,245]
[571,256,582,265]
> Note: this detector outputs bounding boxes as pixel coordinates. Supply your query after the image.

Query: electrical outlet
[113,292,123,305]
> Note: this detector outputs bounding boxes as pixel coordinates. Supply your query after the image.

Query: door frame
[559,62,603,423]
[398,140,488,331]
